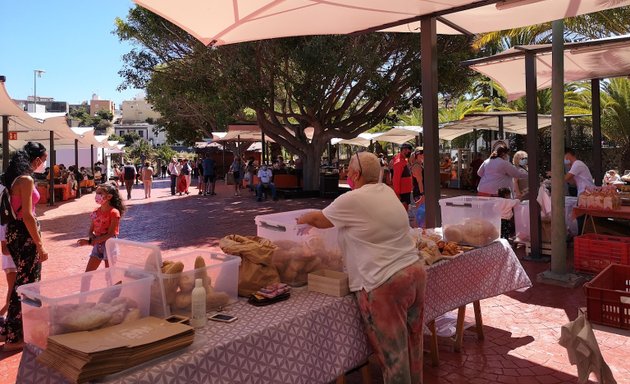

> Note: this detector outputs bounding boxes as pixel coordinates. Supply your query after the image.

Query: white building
[113,122,167,146]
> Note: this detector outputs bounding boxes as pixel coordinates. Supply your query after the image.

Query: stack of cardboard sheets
[37,316,194,383]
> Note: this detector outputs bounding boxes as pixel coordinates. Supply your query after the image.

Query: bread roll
[60,308,112,332]
[443,225,464,243]
[206,291,230,310]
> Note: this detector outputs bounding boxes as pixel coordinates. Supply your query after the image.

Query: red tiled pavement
[1,178,629,384]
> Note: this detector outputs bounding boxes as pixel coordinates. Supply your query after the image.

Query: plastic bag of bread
[460,218,499,247]
[269,236,343,286]
[219,235,280,296]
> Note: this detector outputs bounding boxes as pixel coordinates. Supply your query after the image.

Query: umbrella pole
[49,130,56,206]
[524,51,543,260]
[2,116,8,172]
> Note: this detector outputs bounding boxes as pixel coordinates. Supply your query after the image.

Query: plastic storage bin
[439,196,501,247]
[17,267,154,349]
[106,239,240,317]
[161,251,240,316]
[255,209,343,286]
[574,234,630,274]
[105,239,167,317]
[584,264,630,329]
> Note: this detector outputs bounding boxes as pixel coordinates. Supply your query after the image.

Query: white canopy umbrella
[195,141,225,150]
[465,34,630,101]
[335,132,376,147]
[439,113,553,140]
[133,0,630,46]
[0,81,48,138]
[373,126,423,145]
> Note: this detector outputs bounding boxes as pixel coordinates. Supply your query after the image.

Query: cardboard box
[308,270,350,297]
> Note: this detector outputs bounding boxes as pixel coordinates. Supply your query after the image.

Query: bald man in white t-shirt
[297,152,425,383]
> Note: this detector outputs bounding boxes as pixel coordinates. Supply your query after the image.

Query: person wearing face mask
[297,152,426,384]
[512,151,529,200]
[477,146,527,197]
[0,142,48,351]
[392,143,414,210]
[564,148,595,196]
[77,182,125,272]
[256,163,277,201]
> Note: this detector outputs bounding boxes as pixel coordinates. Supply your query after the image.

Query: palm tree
[600,78,630,166]
[507,83,589,115]
[397,108,423,126]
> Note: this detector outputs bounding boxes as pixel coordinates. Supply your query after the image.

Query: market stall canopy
[0,80,48,134]
[439,112,552,140]
[133,0,630,46]
[373,126,422,145]
[214,125,277,142]
[333,133,376,147]
[464,35,630,101]
[195,141,225,150]
[380,0,627,35]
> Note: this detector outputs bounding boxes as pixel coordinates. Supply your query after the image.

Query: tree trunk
[301,142,327,191]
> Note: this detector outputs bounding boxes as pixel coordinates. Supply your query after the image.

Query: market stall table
[18,240,530,383]
[572,206,630,235]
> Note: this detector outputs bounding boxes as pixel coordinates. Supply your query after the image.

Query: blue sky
[2,1,144,108]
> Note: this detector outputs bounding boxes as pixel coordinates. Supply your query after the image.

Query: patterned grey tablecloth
[17,239,531,384]
[424,239,532,323]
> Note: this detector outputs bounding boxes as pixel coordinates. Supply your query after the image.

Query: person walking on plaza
[177,159,191,195]
[202,153,217,196]
[167,157,180,196]
[122,161,136,200]
[77,183,125,272]
[477,146,527,197]
[0,142,49,351]
[564,148,595,196]
[196,158,205,195]
[512,151,530,201]
[229,157,243,196]
[297,152,426,384]
[392,143,414,210]
[141,161,154,198]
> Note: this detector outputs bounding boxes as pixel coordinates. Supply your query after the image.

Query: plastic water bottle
[190,278,207,328]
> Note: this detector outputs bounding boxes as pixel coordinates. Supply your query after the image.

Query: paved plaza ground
[0,178,628,384]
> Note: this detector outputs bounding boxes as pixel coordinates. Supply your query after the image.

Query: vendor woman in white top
[477,146,528,197]
[564,147,594,196]
[297,152,426,384]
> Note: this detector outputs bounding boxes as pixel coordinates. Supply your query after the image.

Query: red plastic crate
[573,233,630,274]
[584,264,630,329]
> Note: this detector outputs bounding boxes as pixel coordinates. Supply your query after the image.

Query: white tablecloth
[17,240,531,384]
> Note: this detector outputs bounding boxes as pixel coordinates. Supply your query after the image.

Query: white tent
[466,35,630,101]
[439,113,553,140]
[134,0,630,46]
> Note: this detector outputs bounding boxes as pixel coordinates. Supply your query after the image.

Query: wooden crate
[308,270,350,297]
